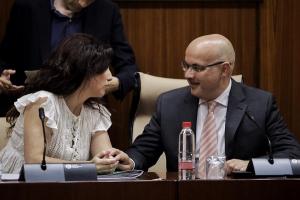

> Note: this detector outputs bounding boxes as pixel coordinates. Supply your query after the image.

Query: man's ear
[221,62,231,77]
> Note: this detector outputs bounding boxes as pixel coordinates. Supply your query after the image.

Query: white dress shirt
[195,80,232,158]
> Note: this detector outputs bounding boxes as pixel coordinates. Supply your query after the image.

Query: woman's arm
[90,131,112,157]
[91,132,134,171]
[91,130,134,171]
[89,131,119,172]
[23,97,82,164]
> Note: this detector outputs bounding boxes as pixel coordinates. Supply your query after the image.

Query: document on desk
[1,173,20,181]
[97,170,143,181]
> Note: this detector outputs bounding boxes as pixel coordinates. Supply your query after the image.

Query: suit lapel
[225,80,247,158]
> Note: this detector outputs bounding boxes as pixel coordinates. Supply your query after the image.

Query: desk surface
[1,172,300,200]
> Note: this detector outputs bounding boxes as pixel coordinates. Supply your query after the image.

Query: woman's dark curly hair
[6,33,113,126]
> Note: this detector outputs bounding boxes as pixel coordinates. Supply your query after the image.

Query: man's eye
[192,65,205,71]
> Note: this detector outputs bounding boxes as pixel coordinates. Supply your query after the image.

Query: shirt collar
[198,79,232,107]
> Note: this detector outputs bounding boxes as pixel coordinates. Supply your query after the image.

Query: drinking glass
[206,155,226,179]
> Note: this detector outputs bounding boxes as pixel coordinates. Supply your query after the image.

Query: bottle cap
[182,121,192,128]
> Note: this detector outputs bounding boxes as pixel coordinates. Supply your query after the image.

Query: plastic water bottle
[178,121,195,180]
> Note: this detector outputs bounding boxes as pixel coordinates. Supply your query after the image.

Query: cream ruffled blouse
[0,91,111,173]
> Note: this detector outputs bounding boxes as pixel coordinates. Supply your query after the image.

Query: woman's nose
[106,68,112,81]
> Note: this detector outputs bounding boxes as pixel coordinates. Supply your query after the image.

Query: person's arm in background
[0,69,24,94]
[107,4,138,99]
[0,0,26,93]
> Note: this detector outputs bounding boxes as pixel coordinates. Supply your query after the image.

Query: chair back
[0,117,9,151]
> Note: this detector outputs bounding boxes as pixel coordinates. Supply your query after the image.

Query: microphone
[245,110,274,164]
[38,107,47,170]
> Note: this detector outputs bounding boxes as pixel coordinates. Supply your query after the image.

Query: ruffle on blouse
[0,141,24,173]
[91,104,112,133]
[14,90,58,130]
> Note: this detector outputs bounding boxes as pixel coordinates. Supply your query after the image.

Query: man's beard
[63,0,83,13]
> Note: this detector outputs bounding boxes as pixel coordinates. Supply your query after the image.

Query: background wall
[0,0,299,149]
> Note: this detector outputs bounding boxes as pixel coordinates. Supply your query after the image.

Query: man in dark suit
[125,34,300,175]
[0,0,137,115]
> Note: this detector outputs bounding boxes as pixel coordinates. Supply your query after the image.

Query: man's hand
[226,159,249,175]
[105,76,120,94]
[0,69,24,94]
[107,148,134,171]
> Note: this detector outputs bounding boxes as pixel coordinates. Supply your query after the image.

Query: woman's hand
[107,148,134,171]
[91,150,119,173]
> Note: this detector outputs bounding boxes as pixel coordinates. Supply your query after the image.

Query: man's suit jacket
[126,80,300,171]
[0,0,137,99]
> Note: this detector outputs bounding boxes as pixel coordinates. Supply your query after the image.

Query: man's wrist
[129,158,135,170]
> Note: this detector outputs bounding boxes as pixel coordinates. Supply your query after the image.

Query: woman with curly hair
[0,33,133,173]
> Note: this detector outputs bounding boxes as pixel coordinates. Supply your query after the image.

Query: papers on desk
[1,173,20,181]
[97,170,143,181]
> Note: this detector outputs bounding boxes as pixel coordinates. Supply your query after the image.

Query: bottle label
[178,161,194,170]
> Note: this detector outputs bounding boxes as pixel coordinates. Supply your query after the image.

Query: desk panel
[0,173,177,200]
[179,178,300,200]
[1,173,300,200]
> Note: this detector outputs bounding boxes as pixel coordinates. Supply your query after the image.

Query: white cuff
[129,158,135,170]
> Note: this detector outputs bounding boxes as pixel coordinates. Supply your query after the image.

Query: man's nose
[184,69,195,79]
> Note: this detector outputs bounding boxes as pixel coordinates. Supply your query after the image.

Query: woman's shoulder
[83,103,112,133]
[33,90,55,97]
[17,90,58,104]
[84,103,111,118]
[14,91,59,114]
[21,90,55,98]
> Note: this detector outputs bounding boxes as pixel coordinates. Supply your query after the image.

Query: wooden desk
[1,173,300,200]
[0,173,177,200]
[178,177,300,200]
